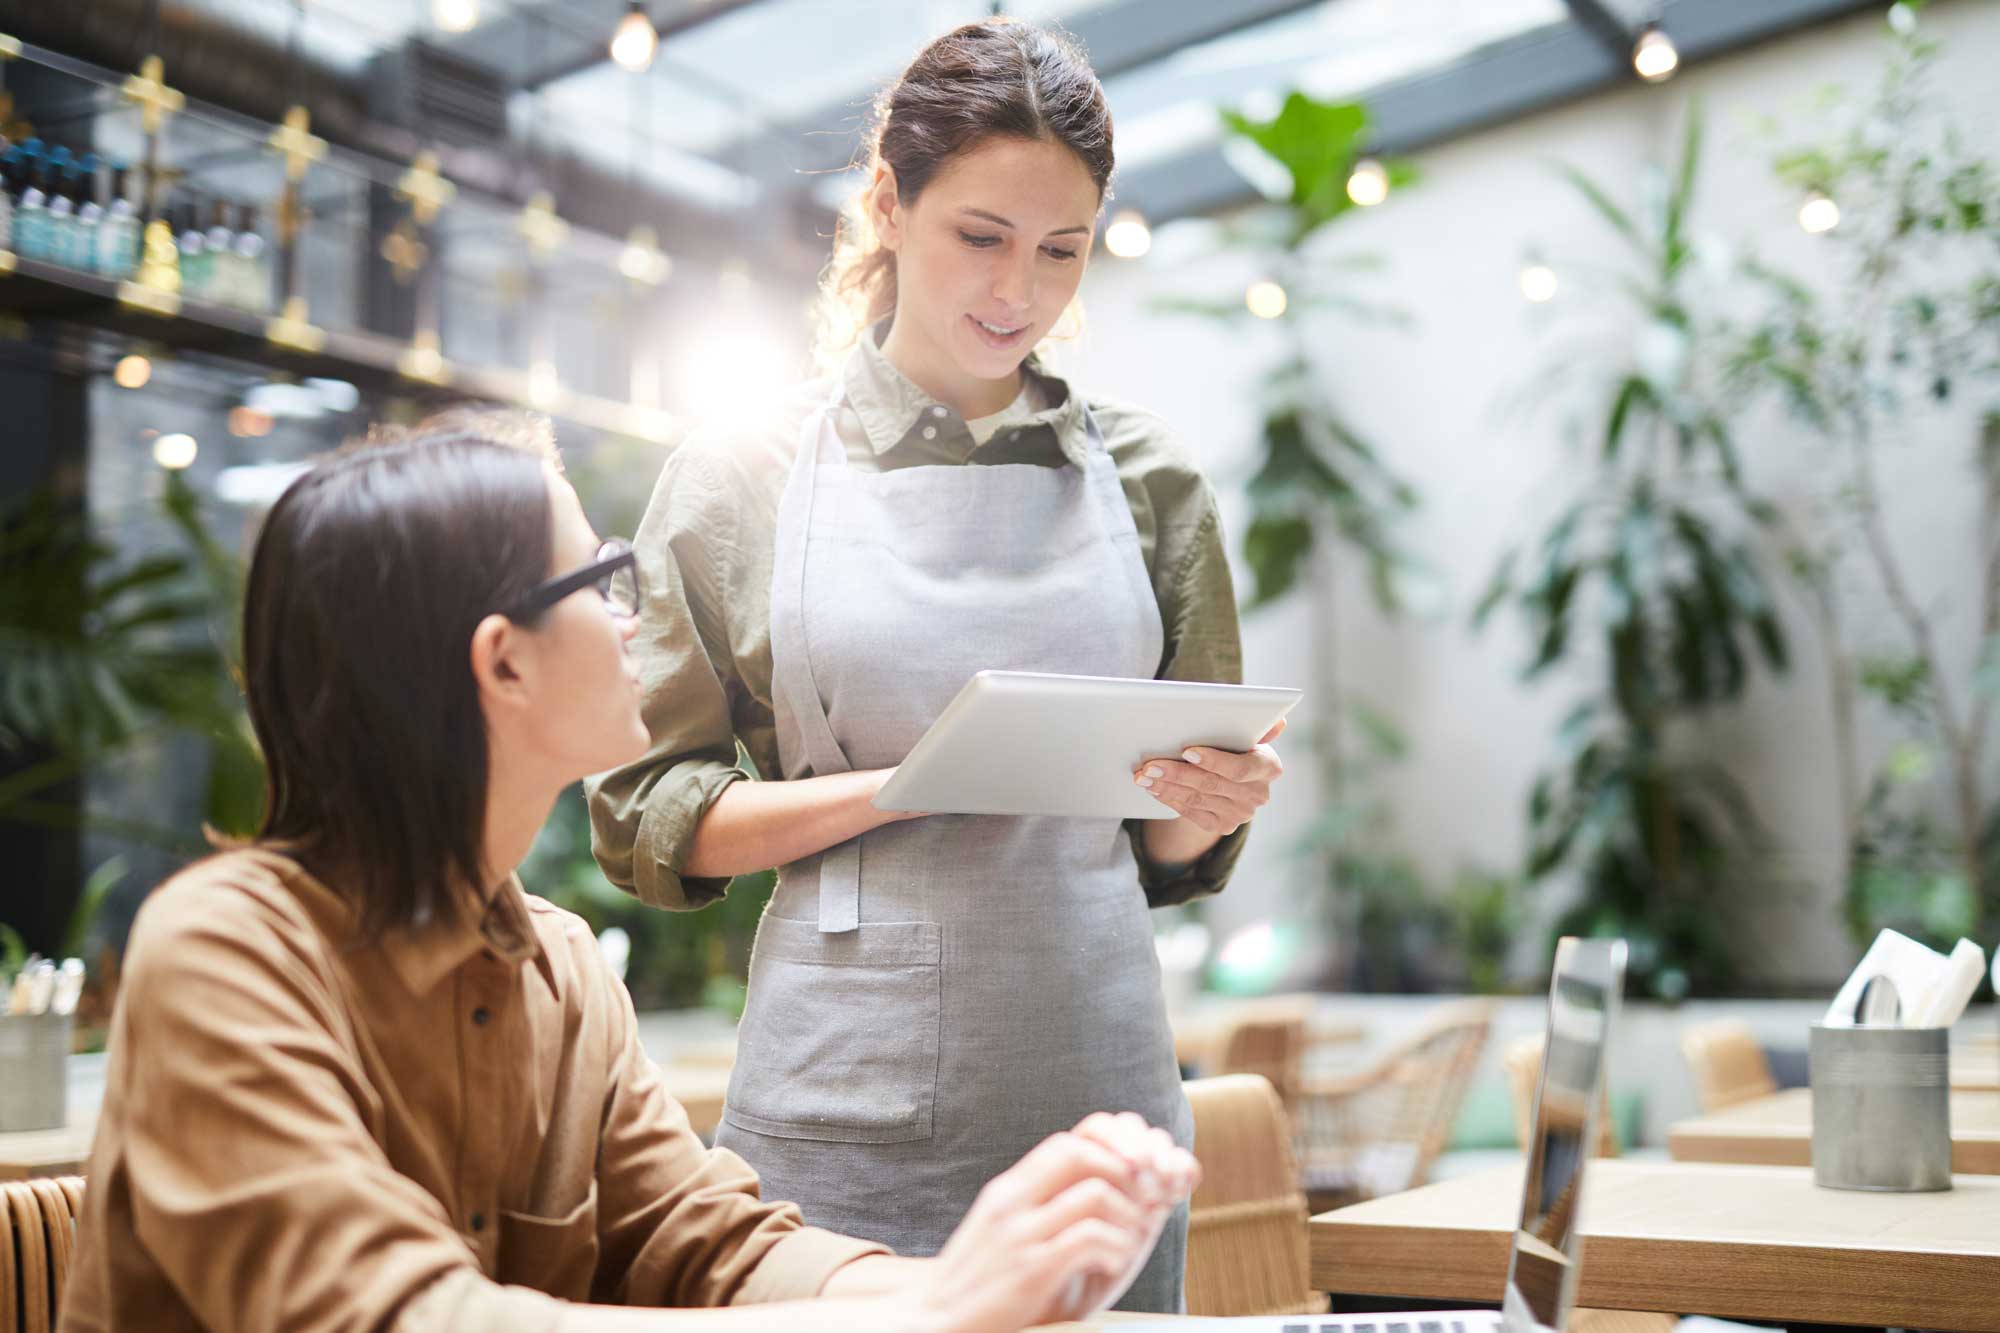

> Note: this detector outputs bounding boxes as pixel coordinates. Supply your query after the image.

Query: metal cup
[1809,1022,1951,1192]
[0,1009,72,1132]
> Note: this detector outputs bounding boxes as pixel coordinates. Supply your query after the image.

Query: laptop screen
[1501,937,1627,1333]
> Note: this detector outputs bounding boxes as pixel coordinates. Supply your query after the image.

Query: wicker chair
[1293,998,1495,1213]
[1679,1020,1777,1113]
[1209,997,1314,1111]
[1183,1075,1326,1317]
[3,1175,84,1333]
[1502,1033,1619,1157]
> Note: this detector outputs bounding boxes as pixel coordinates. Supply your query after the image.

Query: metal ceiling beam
[1112,0,1884,225]
[438,0,764,92]
[751,0,1330,181]
[1562,0,1641,65]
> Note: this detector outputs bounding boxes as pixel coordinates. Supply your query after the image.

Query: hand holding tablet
[872,671,1302,820]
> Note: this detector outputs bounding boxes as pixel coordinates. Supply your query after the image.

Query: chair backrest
[2,1175,84,1333]
[1212,998,1312,1110]
[1183,1075,1324,1318]
[1679,1020,1777,1113]
[1502,1033,1618,1157]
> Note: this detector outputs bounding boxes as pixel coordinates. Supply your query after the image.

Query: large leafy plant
[1477,111,1792,1000]
[1727,5,2000,952]
[1157,93,1434,988]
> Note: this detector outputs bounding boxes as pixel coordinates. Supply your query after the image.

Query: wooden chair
[1502,1033,1619,1157]
[1292,999,1495,1212]
[1183,1075,1326,1318]
[1679,1020,1777,1113]
[2,1175,84,1333]
[1210,996,1313,1111]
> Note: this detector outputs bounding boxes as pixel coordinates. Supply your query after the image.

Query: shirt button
[472,1006,491,1027]
[922,426,938,440]
[930,405,947,417]
[470,1212,487,1233]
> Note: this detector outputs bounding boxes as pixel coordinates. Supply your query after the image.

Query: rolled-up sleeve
[587,444,751,911]
[1126,480,1253,909]
[587,939,888,1307]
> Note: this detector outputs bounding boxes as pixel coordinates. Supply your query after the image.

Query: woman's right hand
[867,767,931,824]
[896,1119,1197,1333]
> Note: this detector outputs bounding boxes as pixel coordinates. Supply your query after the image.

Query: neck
[878,315,1021,419]
[481,762,559,903]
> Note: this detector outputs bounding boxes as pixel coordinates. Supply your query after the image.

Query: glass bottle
[96,166,141,281]
[44,148,76,270]
[176,198,210,301]
[72,154,104,273]
[232,204,268,312]
[0,146,17,254]
[13,141,49,262]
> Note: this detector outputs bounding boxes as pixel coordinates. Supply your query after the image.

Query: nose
[991,251,1035,314]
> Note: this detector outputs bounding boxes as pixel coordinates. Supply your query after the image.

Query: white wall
[1059,1,2000,990]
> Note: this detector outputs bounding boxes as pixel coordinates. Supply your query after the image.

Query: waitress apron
[713,387,1192,1311]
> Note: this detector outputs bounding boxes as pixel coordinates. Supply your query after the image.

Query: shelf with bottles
[0,38,684,444]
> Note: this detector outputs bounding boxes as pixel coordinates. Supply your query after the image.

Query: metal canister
[1809,1022,1952,1192]
[0,1009,71,1132]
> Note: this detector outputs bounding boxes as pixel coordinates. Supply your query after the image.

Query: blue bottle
[13,141,49,262]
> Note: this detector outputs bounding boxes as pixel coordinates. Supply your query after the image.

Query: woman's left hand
[1133,718,1286,835]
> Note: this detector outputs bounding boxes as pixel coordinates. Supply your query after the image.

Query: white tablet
[872,671,1302,820]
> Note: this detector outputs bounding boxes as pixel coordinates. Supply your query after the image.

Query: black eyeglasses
[505,538,641,621]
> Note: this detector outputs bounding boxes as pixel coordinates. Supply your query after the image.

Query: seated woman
[60,412,1196,1333]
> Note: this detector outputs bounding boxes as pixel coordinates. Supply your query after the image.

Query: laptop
[1124,935,1628,1333]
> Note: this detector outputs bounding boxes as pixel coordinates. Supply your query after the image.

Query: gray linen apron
[713,386,1192,1311]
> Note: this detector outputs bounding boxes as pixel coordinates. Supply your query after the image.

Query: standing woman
[587,16,1283,1313]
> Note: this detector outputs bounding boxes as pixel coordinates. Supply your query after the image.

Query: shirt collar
[252,848,550,998]
[840,323,1094,468]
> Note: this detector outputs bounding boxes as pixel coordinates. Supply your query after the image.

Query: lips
[967,313,1029,349]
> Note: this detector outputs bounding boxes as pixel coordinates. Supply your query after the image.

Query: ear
[469,612,535,717]
[868,163,904,252]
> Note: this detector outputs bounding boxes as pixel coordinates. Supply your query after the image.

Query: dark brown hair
[815,16,1115,361]
[240,409,559,935]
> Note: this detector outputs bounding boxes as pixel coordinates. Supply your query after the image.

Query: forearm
[683,769,909,878]
[1140,816,1223,870]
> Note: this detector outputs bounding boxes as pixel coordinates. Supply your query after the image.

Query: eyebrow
[959,207,1093,238]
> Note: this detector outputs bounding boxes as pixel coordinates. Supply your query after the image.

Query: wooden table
[1,1062,737,1179]
[1309,1159,2000,1331]
[1170,1006,1365,1070]
[1668,1085,2000,1173]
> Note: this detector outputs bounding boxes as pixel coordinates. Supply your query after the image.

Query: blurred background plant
[1477,109,1794,1001]
[1725,2,2000,955]
[1160,91,1462,990]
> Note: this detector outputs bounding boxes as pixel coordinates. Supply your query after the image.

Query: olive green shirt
[585,331,1249,912]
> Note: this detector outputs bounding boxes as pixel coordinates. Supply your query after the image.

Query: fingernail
[1135,776,1153,788]
[1183,751,1201,764]
[1146,766,1164,779]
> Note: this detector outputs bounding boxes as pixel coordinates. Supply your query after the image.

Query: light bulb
[610,3,659,73]
[619,226,673,284]
[227,405,275,438]
[1103,210,1152,260]
[1346,157,1389,207]
[1799,192,1840,234]
[1519,263,1558,303]
[432,0,478,33]
[1633,25,1679,82]
[113,354,152,389]
[1245,280,1288,320]
[153,432,197,470]
[528,359,561,408]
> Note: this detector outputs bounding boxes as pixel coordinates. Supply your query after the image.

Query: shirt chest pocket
[497,1182,598,1301]
[723,917,941,1144]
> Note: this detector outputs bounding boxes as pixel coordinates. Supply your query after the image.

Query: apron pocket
[725,916,942,1144]
[497,1182,599,1302]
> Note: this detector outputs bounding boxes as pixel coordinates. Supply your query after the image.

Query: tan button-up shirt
[60,849,886,1332]
[586,332,1249,913]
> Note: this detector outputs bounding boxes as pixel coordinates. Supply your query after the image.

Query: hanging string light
[1632,24,1679,81]
[1245,280,1288,320]
[1346,157,1389,207]
[1104,209,1152,259]
[432,0,478,33]
[1798,191,1840,234]
[610,2,659,73]
[1519,261,1558,303]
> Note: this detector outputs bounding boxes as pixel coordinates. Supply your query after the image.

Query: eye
[1042,246,1080,262]
[957,230,1002,248]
